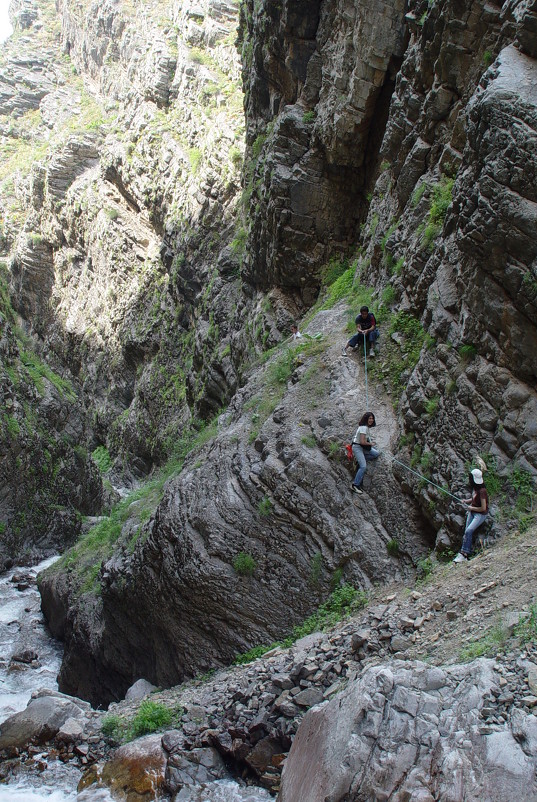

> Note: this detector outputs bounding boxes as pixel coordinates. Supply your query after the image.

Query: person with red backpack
[342,306,379,357]
[350,412,380,494]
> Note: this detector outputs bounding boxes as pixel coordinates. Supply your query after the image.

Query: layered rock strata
[238,0,407,302]
[351,0,537,546]
[39,309,432,705]
[1,0,536,733]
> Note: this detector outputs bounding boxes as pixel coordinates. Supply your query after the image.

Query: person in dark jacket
[343,306,379,357]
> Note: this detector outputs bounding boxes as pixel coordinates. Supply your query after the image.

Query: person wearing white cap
[453,467,489,562]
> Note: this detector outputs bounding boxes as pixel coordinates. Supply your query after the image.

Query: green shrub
[188,147,202,173]
[233,551,257,576]
[289,584,367,642]
[230,227,246,255]
[387,539,400,556]
[310,551,323,585]
[482,456,502,497]
[370,311,429,404]
[421,177,454,250]
[301,434,316,448]
[510,465,534,497]
[330,567,343,590]
[321,257,349,286]
[411,182,427,207]
[20,350,76,401]
[424,396,439,416]
[483,50,493,67]
[5,415,20,437]
[459,620,508,661]
[327,441,340,459]
[233,584,368,665]
[515,604,537,644]
[302,110,315,123]
[266,350,294,386]
[101,714,123,740]
[229,146,243,168]
[459,344,477,361]
[420,450,434,476]
[382,285,396,307]
[130,701,172,737]
[234,642,280,665]
[257,496,272,517]
[102,701,180,743]
[392,257,405,276]
[416,556,433,581]
[92,446,112,473]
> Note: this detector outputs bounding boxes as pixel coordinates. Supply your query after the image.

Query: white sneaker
[453,552,467,563]
[369,348,375,357]
[342,348,348,357]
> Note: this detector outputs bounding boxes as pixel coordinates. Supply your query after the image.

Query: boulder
[0,694,86,751]
[278,659,537,801]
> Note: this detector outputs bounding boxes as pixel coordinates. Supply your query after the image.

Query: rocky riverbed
[3,527,536,800]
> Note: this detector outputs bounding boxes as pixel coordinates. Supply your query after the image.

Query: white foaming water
[169,780,272,801]
[0,557,63,718]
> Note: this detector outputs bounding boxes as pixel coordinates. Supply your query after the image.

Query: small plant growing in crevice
[92,446,112,473]
[459,619,508,661]
[382,285,396,307]
[327,441,341,459]
[330,567,343,590]
[459,343,477,362]
[233,552,257,576]
[234,583,367,665]
[421,176,454,250]
[310,551,323,586]
[101,701,181,743]
[387,539,400,556]
[416,556,433,582]
[130,700,173,738]
[424,396,439,416]
[257,496,272,517]
[515,604,537,644]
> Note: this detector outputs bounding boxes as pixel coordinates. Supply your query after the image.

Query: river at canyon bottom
[0,558,272,802]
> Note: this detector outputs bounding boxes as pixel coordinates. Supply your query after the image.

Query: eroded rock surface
[278,658,537,802]
[39,309,433,705]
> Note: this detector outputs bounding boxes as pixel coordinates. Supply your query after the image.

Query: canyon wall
[0,0,535,702]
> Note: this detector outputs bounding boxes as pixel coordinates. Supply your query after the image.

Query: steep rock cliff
[238,0,407,302]
[354,0,537,547]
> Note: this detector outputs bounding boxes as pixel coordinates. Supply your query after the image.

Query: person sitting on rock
[342,306,379,357]
[453,468,489,562]
[351,412,380,495]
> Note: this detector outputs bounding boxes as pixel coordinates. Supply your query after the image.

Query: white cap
[471,468,484,485]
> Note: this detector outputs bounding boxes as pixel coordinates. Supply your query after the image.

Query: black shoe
[351,484,363,495]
